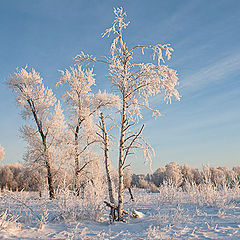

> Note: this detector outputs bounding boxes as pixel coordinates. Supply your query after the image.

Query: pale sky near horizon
[0,0,239,173]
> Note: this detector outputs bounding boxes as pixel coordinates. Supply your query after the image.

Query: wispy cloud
[160,0,202,32]
[182,51,240,92]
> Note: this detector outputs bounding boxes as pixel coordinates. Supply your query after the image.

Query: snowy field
[0,185,240,240]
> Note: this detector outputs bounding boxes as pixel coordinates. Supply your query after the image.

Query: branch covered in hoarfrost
[0,145,5,161]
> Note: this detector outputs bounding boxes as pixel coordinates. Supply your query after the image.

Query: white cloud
[0,145,5,161]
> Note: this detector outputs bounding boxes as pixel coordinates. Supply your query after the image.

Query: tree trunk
[100,113,116,222]
[45,156,55,199]
[128,187,134,201]
[74,124,80,196]
[118,99,127,221]
[30,103,55,200]
[43,139,55,200]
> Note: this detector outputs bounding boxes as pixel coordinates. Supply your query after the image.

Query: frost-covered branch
[122,124,145,166]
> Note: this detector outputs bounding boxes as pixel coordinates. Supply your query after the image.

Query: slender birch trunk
[100,113,115,204]
[44,149,55,199]
[31,102,55,200]
[118,99,127,221]
[100,113,116,221]
[128,187,134,201]
[74,124,80,196]
[42,136,55,199]
[74,119,94,196]
[116,22,129,220]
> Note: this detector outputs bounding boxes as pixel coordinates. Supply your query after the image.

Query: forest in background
[1,162,239,193]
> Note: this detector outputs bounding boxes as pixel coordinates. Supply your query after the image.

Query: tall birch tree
[75,7,180,221]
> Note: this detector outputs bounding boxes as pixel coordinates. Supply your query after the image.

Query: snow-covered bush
[0,211,21,233]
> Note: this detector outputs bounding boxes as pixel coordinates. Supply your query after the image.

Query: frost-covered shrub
[158,180,180,203]
[55,188,106,222]
[145,225,163,240]
[53,155,108,222]
[0,211,21,232]
[154,205,192,230]
[174,179,240,207]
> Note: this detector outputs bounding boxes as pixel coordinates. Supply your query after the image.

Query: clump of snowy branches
[0,210,21,233]
[0,145,5,161]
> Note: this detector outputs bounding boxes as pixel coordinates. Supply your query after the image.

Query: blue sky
[0,0,239,173]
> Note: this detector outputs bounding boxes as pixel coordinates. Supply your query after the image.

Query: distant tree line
[0,164,40,191]
[1,162,239,193]
[132,162,240,191]
[0,163,75,193]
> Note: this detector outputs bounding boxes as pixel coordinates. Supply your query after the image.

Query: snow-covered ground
[0,185,239,239]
